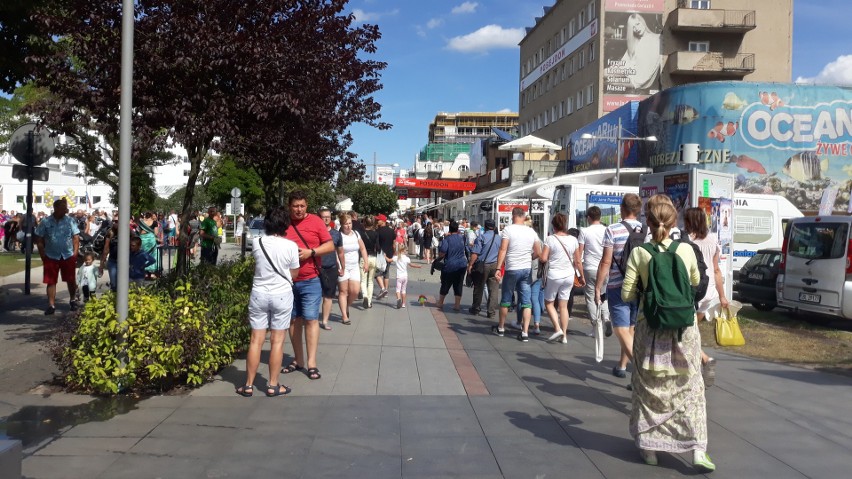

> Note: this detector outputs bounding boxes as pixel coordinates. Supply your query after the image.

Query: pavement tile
[33,437,139,456]
[332,344,381,395]
[22,453,122,479]
[414,347,466,395]
[378,346,421,395]
[97,454,211,479]
[401,436,501,477]
[302,434,402,478]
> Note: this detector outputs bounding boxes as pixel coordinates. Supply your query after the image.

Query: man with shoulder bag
[466,219,500,317]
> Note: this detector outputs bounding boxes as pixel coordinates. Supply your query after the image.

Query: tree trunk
[175,140,210,274]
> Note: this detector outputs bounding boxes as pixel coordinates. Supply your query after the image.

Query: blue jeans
[500,268,531,309]
[517,277,544,324]
[108,260,118,292]
[607,287,638,328]
[292,277,322,321]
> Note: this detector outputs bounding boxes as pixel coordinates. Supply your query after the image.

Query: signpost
[230,187,242,240]
[8,123,55,295]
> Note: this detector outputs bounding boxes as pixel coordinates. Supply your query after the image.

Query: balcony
[666,51,755,77]
[670,5,756,33]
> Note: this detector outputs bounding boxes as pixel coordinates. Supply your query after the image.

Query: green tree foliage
[282,180,338,214]
[205,154,264,215]
[348,183,398,216]
[0,0,57,93]
[26,0,389,272]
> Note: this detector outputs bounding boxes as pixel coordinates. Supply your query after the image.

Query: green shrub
[51,259,253,394]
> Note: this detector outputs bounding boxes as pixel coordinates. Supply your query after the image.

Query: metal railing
[722,53,755,71]
[675,2,756,29]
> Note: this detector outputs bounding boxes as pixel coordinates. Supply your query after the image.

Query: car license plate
[799,293,821,303]
[748,272,763,280]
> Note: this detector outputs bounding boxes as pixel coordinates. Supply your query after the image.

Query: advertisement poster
[638,81,852,213]
[602,0,664,112]
[719,198,733,254]
[663,173,689,226]
[567,102,641,174]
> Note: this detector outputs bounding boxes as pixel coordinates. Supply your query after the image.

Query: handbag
[290,222,331,291]
[376,251,388,273]
[473,232,497,275]
[258,237,294,288]
[431,257,445,271]
[715,307,745,346]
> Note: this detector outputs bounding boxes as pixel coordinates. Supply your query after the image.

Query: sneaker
[362,298,369,309]
[517,332,529,342]
[703,358,717,388]
[612,366,627,378]
[561,335,568,344]
[532,326,541,336]
[396,299,402,309]
[378,289,389,299]
[547,331,564,342]
[604,320,613,338]
[44,305,55,315]
[693,450,716,473]
[639,449,658,466]
[491,325,505,337]
[401,304,406,308]
[69,300,79,311]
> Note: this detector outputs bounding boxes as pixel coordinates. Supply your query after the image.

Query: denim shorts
[292,276,322,321]
[607,288,637,328]
[500,268,531,309]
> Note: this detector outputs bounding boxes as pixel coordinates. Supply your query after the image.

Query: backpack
[617,221,648,276]
[638,241,695,339]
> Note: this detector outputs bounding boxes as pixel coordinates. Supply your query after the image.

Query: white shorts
[543,276,573,302]
[339,265,360,283]
[248,289,293,330]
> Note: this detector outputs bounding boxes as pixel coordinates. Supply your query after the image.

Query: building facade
[518,0,793,149]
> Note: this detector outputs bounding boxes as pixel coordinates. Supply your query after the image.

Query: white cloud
[427,18,443,29]
[446,25,524,53]
[796,55,852,86]
[452,2,479,14]
[352,8,399,24]
[497,108,513,114]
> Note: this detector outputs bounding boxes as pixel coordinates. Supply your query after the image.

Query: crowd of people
[241,190,722,472]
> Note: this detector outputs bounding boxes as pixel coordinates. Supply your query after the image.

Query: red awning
[395,178,476,191]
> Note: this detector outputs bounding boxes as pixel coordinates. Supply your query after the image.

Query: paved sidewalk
[2,254,852,478]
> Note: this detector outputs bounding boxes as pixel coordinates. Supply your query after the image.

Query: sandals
[235,385,253,397]
[320,323,333,331]
[282,362,303,374]
[307,368,322,380]
[341,320,351,325]
[265,384,292,397]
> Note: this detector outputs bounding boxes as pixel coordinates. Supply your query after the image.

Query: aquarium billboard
[567,101,641,174]
[638,81,852,213]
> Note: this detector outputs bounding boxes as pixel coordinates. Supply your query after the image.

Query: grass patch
[699,305,852,377]
[0,253,42,277]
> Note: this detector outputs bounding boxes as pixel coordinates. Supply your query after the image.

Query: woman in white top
[337,213,368,325]
[539,213,584,343]
[235,214,245,247]
[238,206,301,398]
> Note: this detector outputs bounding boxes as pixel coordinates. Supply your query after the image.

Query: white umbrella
[497,134,562,153]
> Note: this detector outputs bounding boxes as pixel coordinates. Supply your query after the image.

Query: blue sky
[346,0,852,175]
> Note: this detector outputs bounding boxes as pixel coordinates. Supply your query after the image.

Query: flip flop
[319,323,332,331]
[265,384,292,397]
[235,385,253,397]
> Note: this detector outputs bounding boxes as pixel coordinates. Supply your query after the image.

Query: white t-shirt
[544,234,578,280]
[341,230,361,269]
[168,214,178,229]
[501,224,539,271]
[394,254,411,277]
[578,224,607,270]
[252,235,300,295]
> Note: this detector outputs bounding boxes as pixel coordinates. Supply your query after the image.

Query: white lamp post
[580,117,657,186]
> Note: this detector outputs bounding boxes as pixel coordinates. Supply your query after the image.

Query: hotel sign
[520,19,599,92]
[394,178,477,191]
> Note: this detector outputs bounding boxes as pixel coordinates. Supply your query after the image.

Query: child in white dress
[391,244,421,309]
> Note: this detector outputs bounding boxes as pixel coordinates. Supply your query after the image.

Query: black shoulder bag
[258,237,293,288]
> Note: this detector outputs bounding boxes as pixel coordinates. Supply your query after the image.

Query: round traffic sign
[230,187,242,198]
[9,123,55,167]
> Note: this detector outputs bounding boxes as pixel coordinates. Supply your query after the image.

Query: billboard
[602,0,664,112]
[375,167,394,186]
[567,101,641,174]
[638,81,852,213]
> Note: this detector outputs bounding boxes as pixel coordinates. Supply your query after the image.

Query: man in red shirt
[282,191,334,381]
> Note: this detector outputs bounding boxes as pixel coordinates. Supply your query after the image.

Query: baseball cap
[376,214,387,222]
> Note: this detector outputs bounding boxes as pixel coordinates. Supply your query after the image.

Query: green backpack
[639,241,695,339]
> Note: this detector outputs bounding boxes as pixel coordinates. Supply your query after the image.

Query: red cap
[376,214,387,222]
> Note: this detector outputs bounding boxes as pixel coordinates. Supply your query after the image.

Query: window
[576,90,584,109]
[579,10,586,27]
[16,196,24,204]
[589,41,596,62]
[558,101,564,118]
[586,84,594,105]
[690,0,711,9]
[689,41,710,52]
[588,1,596,20]
[551,105,557,122]
[93,196,101,204]
[788,222,849,260]
[568,57,575,76]
[35,195,43,204]
[544,110,550,126]
[569,19,575,37]
[561,27,567,44]
[579,50,585,69]
[183,170,190,176]
[566,97,573,115]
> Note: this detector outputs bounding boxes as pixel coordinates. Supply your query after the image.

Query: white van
[776,216,852,320]
[732,194,803,281]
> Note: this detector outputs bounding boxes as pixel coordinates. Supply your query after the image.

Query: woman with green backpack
[621,195,716,473]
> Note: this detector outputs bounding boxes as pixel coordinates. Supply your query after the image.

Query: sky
[345,0,852,175]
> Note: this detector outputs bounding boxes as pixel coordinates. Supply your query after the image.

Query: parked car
[244,218,265,250]
[734,248,782,311]
[776,216,852,320]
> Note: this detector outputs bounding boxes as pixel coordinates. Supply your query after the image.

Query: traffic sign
[230,187,242,198]
[9,123,55,167]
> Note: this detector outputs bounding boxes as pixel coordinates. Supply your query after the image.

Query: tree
[348,183,398,216]
[0,0,57,93]
[27,0,389,272]
[282,180,338,214]
[204,154,264,214]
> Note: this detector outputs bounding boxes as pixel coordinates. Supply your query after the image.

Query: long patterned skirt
[629,319,708,453]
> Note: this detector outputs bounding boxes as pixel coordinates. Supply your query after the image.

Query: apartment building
[518,0,793,149]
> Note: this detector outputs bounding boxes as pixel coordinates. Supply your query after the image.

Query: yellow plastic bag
[715,307,745,346]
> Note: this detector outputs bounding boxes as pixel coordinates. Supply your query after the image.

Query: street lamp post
[581,117,657,186]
